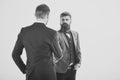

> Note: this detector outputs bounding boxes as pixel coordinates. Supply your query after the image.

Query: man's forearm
[12,54,26,74]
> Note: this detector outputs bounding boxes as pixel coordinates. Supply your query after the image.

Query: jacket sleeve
[51,32,63,62]
[12,28,26,74]
[76,32,82,64]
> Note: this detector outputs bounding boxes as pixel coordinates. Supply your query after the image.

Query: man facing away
[12,4,62,80]
[55,12,82,80]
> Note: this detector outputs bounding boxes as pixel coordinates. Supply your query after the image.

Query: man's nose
[63,21,66,23]
[63,20,67,23]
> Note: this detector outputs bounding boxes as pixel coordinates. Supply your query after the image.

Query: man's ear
[35,13,37,18]
[70,18,72,24]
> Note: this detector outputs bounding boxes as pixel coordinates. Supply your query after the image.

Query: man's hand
[74,64,81,70]
[53,56,59,63]
[53,59,58,63]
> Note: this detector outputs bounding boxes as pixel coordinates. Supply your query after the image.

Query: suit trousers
[56,69,76,80]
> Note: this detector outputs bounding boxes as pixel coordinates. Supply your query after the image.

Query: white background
[0,0,120,80]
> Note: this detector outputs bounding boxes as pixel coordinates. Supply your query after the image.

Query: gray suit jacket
[55,30,81,73]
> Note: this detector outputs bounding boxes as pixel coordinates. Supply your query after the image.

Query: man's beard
[61,23,70,32]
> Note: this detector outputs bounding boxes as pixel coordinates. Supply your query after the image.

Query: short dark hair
[60,12,71,18]
[35,4,50,18]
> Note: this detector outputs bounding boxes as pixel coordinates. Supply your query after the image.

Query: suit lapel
[61,33,69,48]
[59,30,77,48]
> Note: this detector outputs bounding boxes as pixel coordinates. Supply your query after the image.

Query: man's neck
[36,18,46,25]
[66,29,70,33]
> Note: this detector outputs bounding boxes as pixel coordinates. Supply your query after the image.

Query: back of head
[35,4,50,19]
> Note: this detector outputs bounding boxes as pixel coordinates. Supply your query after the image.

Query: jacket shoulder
[19,24,34,34]
[47,27,56,33]
[71,30,78,35]
[46,27,57,36]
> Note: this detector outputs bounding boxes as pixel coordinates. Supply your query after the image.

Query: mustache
[61,23,69,26]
